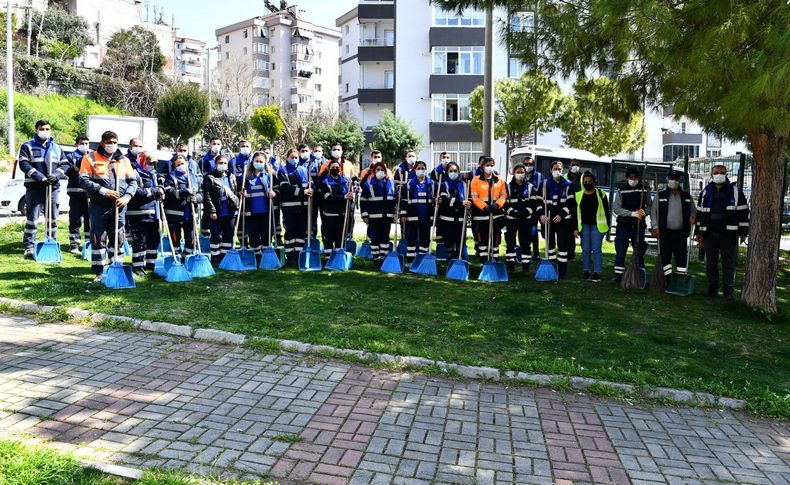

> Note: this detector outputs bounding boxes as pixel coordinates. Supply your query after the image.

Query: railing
[359,37,394,47]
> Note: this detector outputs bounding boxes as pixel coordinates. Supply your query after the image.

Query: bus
[509,145,612,186]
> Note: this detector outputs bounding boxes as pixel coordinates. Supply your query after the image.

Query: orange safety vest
[470,174,507,211]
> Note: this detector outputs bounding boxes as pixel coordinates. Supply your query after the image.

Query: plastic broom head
[186,253,215,278]
[535,260,558,282]
[326,248,349,271]
[103,260,136,289]
[219,248,245,271]
[380,250,404,274]
[259,247,282,270]
[445,258,469,281]
[165,261,193,283]
[35,237,62,263]
[411,254,437,276]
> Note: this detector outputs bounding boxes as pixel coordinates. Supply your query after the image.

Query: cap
[625,166,641,178]
[667,169,683,180]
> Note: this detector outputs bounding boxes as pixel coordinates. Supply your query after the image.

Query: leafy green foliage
[250,105,285,144]
[202,114,251,148]
[305,116,366,160]
[559,77,646,157]
[103,28,165,82]
[0,439,125,485]
[371,110,423,165]
[469,71,567,158]
[31,7,92,62]
[155,84,210,145]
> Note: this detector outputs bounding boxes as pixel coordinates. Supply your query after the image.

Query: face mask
[525,165,533,173]
[330,168,340,176]
[583,183,595,191]
[406,156,416,164]
[712,174,726,184]
[253,162,265,171]
[175,165,187,173]
[415,169,426,178]
[441,158,451,164]
[515,173,525,182]
[314,151,323,158]
[375,170,385,180]
[78,144,89,152]
[448,172,459,181]
[484,166,494,175]
[130,147,143,156]
[570,166,580,173]
[552,170,562,179]
[211,144,221,153]
[667,180,680,189]
[145,164,156,173]
[331,150,342,158]
[177,151,188,157]
[37,130,50,140]
[300,151,310,160]
[288,158,298,165]
[627,179,638,187]
[216,163,227,172]
[372,158,382,163]
[239,147,251,156]
[104,144,117,153]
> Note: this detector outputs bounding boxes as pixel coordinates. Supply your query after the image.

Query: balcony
[429,27,485,47]
[358,46,394,62]
[358,88,394,104]
[430,122,481,143]
[358,3,394,19]
[662,132,703,145]
[429,75,484,94]
[291,69,314,79]
[291,52,314,63]
[291,86,314,96]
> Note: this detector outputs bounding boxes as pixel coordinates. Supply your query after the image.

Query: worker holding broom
[505,163,540,274]
[79,131,139,282]
[18,120,70,260]
[651,170,697,279]
[202,155,239,264]
[318,159,354,256]
[611,166,651,283]
[127,151,164,276]
[163,156,202,263]
[242,152,278,265]
[539,161,575,279]
[437,162,471,262]
[360,160,396,268]
[401,161,437,267]
[279,148,312,266]
[470,157,507,264]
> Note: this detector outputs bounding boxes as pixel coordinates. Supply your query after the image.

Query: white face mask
[415,169,426,178]
[448,172,459,180]
[78,143,90,152]
[712,174,726,184]
[37,130,50,140]
[515,173,526,181]
[313,151,323,158]
[484,166,494,175]
[104,144,117,153]
[216,163,227,172]
[627,179,639,187]
[552,170,562,179]
[525,165,533,173]
[375,170,385,180]
[441,158,451,164]
[300,151,310,160]
[130,147,142,156]
[331,150,342,158]
[177,151,188,157]
[571,166,580,173]
[239,147,251,156]
[175,164,187,173]
[211,144,221,153]
[667,180,680,189]
[406,156,416,164]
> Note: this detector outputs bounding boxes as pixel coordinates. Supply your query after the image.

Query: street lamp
[205,45,219,119]
[6,0,15,158]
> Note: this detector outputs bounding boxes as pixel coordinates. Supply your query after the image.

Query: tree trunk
[741,130,788,313]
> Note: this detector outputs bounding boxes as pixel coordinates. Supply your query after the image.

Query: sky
[156,0,357,46]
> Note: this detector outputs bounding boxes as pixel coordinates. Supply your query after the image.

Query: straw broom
[622,172,647,290]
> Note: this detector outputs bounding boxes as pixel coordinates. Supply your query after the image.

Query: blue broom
[356,239,372,258]
[447,181,471,281]
[535,184,558,282]
[159,201,192,283]
[238,198,257,269]
[412,174,443,276]
[184,177,214,278]
[81,241,91,260]
[219,170,248,271]
[299,181,322,272]
[381,195,405,274]
[103,172,135,289]
[260,173,283,270]
[479,210,508,282]
[327,197,352,271]
[34,181,62,263]
[435,242,447,261]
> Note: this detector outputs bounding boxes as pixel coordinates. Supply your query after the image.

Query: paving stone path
[0,314,788,484]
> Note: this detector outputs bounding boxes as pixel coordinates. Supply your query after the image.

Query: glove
[189,194,198,204]
[188,187,197,196]
[179,188,190,198]
[488,204,497,214]
[46,175,58,185]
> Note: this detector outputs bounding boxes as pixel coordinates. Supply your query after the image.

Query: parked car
[0,146,75,215]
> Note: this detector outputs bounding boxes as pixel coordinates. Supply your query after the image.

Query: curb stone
[79,460,144,480]
[0,296,749,411]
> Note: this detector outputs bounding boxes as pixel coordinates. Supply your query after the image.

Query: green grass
[1,222,788,417]
[269,434,304,444]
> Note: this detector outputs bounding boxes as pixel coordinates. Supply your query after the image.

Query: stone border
[78,460,144,481]
[0,296,747,410]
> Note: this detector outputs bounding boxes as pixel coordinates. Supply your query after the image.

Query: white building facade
[174,37,206,88]
[215,8,340,117]
[337,0,748,172]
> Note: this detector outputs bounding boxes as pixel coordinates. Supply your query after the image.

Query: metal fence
[685,154,790,265]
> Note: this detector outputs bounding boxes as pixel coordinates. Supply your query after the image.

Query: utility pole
[482,6,495,158]
[6,0,15,157]
[205,46,217,119]
[25,0,30,56]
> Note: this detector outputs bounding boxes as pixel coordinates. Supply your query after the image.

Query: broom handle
[428,174,443,251]
[341,182,350,243]
[458,177,470,255]
[160,199,182,265]
[682,226,695,273]
[113,158,121,263]
[544,181,550,261]
[186,172,200,254]
[266,165,274,248]
[306,168,313,245]
[392,178,401,245]
[231,161,249,248]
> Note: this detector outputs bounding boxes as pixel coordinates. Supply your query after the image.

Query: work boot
[522,263,531,274]
[23,249,34,260]
[612,273,622,284]
[70,247,81,256]
[133,268,146,277]
[582,270,591,281]
[506,261,515,273]
[92,274,103,283]
[590,272,601,283]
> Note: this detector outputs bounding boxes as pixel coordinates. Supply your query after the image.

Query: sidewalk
[0,314,787,485]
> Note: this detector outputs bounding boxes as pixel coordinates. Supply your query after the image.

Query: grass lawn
[1,222,788,417]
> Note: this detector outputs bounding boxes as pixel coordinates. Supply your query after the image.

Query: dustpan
[666,227,696,296]
[446,180,471,281]
[478,193,507,282]
[356,239,372,258]
[411,174,443,277]
[34,169,62,263]
[299,176,322,271]
[103,164,135,289]
[535,183,558,282]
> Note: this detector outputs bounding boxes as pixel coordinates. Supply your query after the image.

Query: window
[432,142,483,169]
[663,145,699,162]
[509,57,527,78]
[243,29,248,38]
[253,43,268,54]
[681,122,686,134]
[315,67,323,75]
[253,59,269,71]
[345,25,349,34]
[271,46,275,54]
[707,132,722,148]
[315,83,322,92]
[272,63,276,71]
[433,47,484,75]
[258,27,266,38]
[384,70,394,88]
[243,47,248,55]
[345,83,349,93]
[433,6,484,26]
[707,149,721,157]
[316,51,322,60]
[225,52,229,60]
[432,94,471,122]
[509,11,534,32]
[345,44,349,54]
[315,34,323,44]
[224,35,229,43]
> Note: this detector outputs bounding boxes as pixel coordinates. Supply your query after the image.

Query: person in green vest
[574,171,610,282]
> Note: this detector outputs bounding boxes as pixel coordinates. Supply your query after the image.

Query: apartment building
[338,1,747,169]
[214,7,340,117]
[174,37,206,88]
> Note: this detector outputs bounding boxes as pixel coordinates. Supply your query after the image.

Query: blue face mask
[253,162,265,171]
[448,172,459,181]
[288,158,298,166]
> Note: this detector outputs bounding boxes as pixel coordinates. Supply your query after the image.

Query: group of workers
[17,120,750,298]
